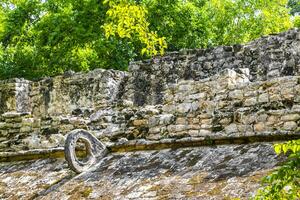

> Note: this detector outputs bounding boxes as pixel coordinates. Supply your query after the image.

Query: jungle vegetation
[0,0,298,79]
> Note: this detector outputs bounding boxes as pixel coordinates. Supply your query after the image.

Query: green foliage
[288,0,300,15]
[0,0,161,79]
[274,140,300,154]
[0,0,295,79]
[294,16,300,28]
[254,140,300,200]
[103,0,167,56]
[144,0,293,50]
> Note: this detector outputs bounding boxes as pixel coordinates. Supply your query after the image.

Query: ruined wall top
[125,28,300,105]
[0,69,127,116]
[1,28,299,113]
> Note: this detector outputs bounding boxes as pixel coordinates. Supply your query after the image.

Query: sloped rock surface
[0,159,71,199]
[0,143,285,199]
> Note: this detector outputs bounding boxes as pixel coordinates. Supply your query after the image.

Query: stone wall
[124,29,300,105]
[0,69,126,151]
[0,29,299,152]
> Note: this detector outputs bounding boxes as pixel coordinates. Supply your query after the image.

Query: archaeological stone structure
[0,28,300,199]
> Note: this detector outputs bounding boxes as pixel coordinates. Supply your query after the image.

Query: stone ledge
[1,133,299,162]
[109,133,300,152]
[0,147,65,162]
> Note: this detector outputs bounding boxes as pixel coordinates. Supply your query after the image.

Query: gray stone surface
[0,143,286,200]
[124,29,300,106]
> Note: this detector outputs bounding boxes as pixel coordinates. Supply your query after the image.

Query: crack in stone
[31,174,75,199]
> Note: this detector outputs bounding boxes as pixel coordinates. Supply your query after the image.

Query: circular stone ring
[64,129,107,173]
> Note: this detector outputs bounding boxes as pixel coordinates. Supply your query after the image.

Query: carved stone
[64,129,107,173]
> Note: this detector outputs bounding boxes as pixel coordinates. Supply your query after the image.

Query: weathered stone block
[2,112,22,118]
[237,125,253,133]
[228,90,243,100]
[199,129,211,136]
[187,93,206,100]
[219,117,232,125]
[176,117,187,125]
[0,122,6,129]
[148,117,159,127]
[167,125,187,133]
[224,124,238,134]
[148,127,160,134]
[283,121,297,131]
[244,97,257,106]
[269,94,281,102]
[20,126,32,133]
[258,93,269,103]
[281,114,300,121]
[133,119,148,126]
[188,130,199,137]
[8,129,20,134]
[281,88,294,99]
[177,103,192,113]
[266,115,279,125]
[22,118,34,126]
[257,114,268,122]
[254,123,266,132]
[159,114,175,125]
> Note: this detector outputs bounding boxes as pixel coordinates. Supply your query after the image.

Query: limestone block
[281,88,294,99]
[32,119,41,128]
[224,124,238,134]
[219,117,232,125]
[176,117,187,125]
[283,121,297,131]
[266,115,279,125]
[159,114,175,125]
[148,127,160,134]
[133,119,148,126]
[199,129,212,136]
[244,97,257,106]
[167,125,187,133]
[8,128,20,134]
[22,118,34,126]
[254,123,266,132]
[228,90,243,100]
[20,126,32,133]
[2,112,22,118]
[237,125,253,133]
[148,117,159,127]
[188,125,201,130]
[177,103,192,113]
[188,130,200,137]
[258,93,269,103]
[257,114,268,122]
[0,122,6,129]
[0,130,8,136]
[281,114,300,121]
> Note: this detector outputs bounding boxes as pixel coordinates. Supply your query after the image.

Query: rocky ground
[0,142,285,200]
